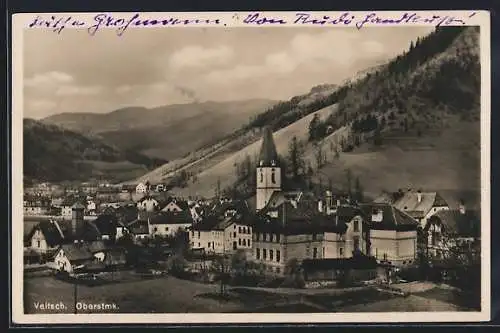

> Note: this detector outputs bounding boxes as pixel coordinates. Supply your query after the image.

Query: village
[23,128,482,313]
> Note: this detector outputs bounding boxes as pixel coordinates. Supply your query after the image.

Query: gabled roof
[360,203,419,231]
[28,220,66,247]
[127,219,149,235]
[60,243,93,262]
[428,209,480,238]
[92,214,118,235]
[149,211,193,225]
[161,199,189,211]
[392,191,449,218]
[258,126,279,167]
[255,200,362,235]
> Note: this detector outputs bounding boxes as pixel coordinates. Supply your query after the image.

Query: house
[28,219,68,253]
[136,182,149,194]
[189,201,253,254]
[60,198,84,218]
[137,195,159,220]
[92,214,119,241]
[360,203,420,267]
[86,199,97,215]
[252,198,366,275]
[161,198,189,213]
[51,241,122,273]
[424,204,480,258]
[148,211,193,237]
[23,195,51,216]
[126,219,150,241]
[52,242,94,273]
[375,189,450,229]
[95,187,121,202]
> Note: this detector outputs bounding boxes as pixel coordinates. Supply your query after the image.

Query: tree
[314,142,325,169]
[287,136,305,180]
[284,258,305,288]
[308,113,321,141]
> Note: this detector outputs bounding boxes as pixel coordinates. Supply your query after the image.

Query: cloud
[24,71,74,87]
[202,30,387,85]
[55,85,103,96]
[168,45,234,71]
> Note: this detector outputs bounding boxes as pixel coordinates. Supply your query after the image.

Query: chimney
[417,190,422,203]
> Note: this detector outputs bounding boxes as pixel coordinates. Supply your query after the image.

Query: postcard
[11,10,491,324]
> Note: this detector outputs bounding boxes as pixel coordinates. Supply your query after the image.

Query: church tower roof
[258,127,279,167]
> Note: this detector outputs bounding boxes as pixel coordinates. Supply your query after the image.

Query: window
[238,238,241,246]
[153,227,158,232]
[234,225,236,229]
[191,242,194,246]
[353,236,360,250]
[233,232,236,238]
[256,248,260,259]
[263,249,267,260]
[260,172,263,183]
[208,242,211,248]
[271,170,276,184]
[270,250,274,261]
[312,233,317,241]
[198,231,200,238]
[191,231,194,237]
[165,227,169,232]
[233,241,237,250]
[313,247,318,258]
[353,220,359,232]
[276,234,280,242]
[248,240,251,247]
[256,233,260,241]
[198,242,201,247]
[243,239,246,246]
[339,247,344,257]
[239,226,242,233]
[37,240,40,248]
[276,250,281,263]
[264,233,267,241]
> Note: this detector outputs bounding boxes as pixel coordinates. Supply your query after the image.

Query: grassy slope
[172,105,337,198]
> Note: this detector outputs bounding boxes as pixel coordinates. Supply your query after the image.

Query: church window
[260,172,264,183]
[271,170,276,184]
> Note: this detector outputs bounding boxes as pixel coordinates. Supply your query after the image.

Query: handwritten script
[27,11,478,36]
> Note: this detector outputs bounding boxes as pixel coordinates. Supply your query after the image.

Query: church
[251,127,420,275]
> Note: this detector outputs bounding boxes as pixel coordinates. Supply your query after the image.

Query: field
[24,273,474,314]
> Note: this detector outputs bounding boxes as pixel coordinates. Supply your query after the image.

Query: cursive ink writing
[89,13,222,36]
[26,11,479,36]
[28,15,86,34]
[355,12,470,30]
[243,13,287,25]
[293,12,355,25]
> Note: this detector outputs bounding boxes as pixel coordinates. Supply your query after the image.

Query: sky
[23,26,434,119]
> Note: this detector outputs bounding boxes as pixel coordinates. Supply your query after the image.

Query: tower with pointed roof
[256,127,281,211]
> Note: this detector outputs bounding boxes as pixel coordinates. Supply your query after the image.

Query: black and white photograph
[11,10,490,324]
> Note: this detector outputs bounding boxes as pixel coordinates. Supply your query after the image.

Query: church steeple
[258,126,279,167]
[256,127,281,211]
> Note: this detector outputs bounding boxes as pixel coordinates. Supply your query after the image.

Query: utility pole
[73,280,78,314]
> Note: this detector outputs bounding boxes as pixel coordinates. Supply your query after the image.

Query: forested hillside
[24,119,166,183]
[169,26,481,202]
